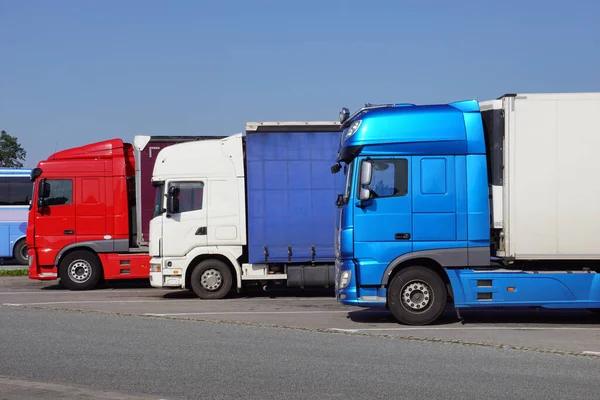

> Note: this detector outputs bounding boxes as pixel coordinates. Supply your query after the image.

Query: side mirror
[339,107,350,124]
[166,186,180,215]
[30,167,43,182]
[38,180,50,199]
[357,160,373,208]
[36,180,50,212]
[358,188,371,201]
[360,160,372,185]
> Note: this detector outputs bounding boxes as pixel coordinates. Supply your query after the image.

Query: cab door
[34,178,76,266]
[74,177,106,243]
[161,179,208,257]
[411,156,459,245]
[353,156,412,285]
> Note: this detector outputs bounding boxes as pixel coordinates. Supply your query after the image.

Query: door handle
[195,227,207,236]
[395,233,410,240]
[64,230,75,235]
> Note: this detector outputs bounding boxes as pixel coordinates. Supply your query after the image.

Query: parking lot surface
[4,304,599,400]
[2,275,600,357]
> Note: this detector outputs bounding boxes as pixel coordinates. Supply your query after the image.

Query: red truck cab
[27,139,150,290]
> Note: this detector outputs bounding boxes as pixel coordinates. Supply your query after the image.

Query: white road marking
[0,290,168,295]
[328,327,600,332]
[0,375,166,399]
[3,300,211,306]
[144,311,350,316]
[582,351,600,355]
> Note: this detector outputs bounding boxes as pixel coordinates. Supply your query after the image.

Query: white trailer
[480,92,600,261]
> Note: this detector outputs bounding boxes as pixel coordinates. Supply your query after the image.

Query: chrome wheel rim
[68,259,92,283]
[401,280,432,312]
[200,268,223,291]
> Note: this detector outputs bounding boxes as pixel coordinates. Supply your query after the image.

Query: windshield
[29,182,35,211]
[153,183,165,217]
[343,160,354,205]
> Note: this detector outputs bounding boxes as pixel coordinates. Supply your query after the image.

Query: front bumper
[27,250,57,281]
[335,258,360,305]
[149,272,183,288]
[335,258,388,308]
[149,257,184,288]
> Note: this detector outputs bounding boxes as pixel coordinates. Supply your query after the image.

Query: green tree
[0,130,27,168]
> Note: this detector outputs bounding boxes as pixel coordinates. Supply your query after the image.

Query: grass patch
[0,268,29,276]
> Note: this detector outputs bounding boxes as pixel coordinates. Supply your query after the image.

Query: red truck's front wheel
[59,250,103,291]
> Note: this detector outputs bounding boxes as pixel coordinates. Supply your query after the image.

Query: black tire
[189,259,233,299]
[58,250,102,291]
[13,239,28,266]
[387,266,447,325]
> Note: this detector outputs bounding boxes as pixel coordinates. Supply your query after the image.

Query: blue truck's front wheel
[387,266,447,325]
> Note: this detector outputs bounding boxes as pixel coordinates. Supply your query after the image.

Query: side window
[367,159,408,198]
[0,177,10,205]
[0,177,32,206]
[44,179,73,206]
[171,181,204,213]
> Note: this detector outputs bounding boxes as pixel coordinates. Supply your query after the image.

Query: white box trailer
[480,92,600,260]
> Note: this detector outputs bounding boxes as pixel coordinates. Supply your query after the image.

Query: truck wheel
[387,266,447,325]
[58,250,102,291]
[190,259,233,299]
[13,240,28,266]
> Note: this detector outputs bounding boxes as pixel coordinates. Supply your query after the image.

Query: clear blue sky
[1,0,599,168]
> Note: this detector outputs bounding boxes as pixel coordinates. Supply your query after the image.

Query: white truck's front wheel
[190,259,233,299]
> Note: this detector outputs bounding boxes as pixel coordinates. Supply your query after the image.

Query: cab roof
[339,99,485,157]
[46,139,126,161]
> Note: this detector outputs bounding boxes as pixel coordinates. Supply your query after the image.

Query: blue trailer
[149,122,346,297]
[243,121,346,290]
[332,92,600,325]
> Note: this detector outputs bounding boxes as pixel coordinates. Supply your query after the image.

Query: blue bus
[0,168,32,265]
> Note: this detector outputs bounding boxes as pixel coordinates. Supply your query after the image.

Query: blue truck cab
[332,95,600,325]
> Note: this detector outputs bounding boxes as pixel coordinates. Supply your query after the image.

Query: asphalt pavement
[1,274,600,399]
[1,275,600,355]
[1,305,599,400]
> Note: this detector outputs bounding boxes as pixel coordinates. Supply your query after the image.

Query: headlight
[339,270,351,289]
[150,264,161,272]
[344,120,362,141]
